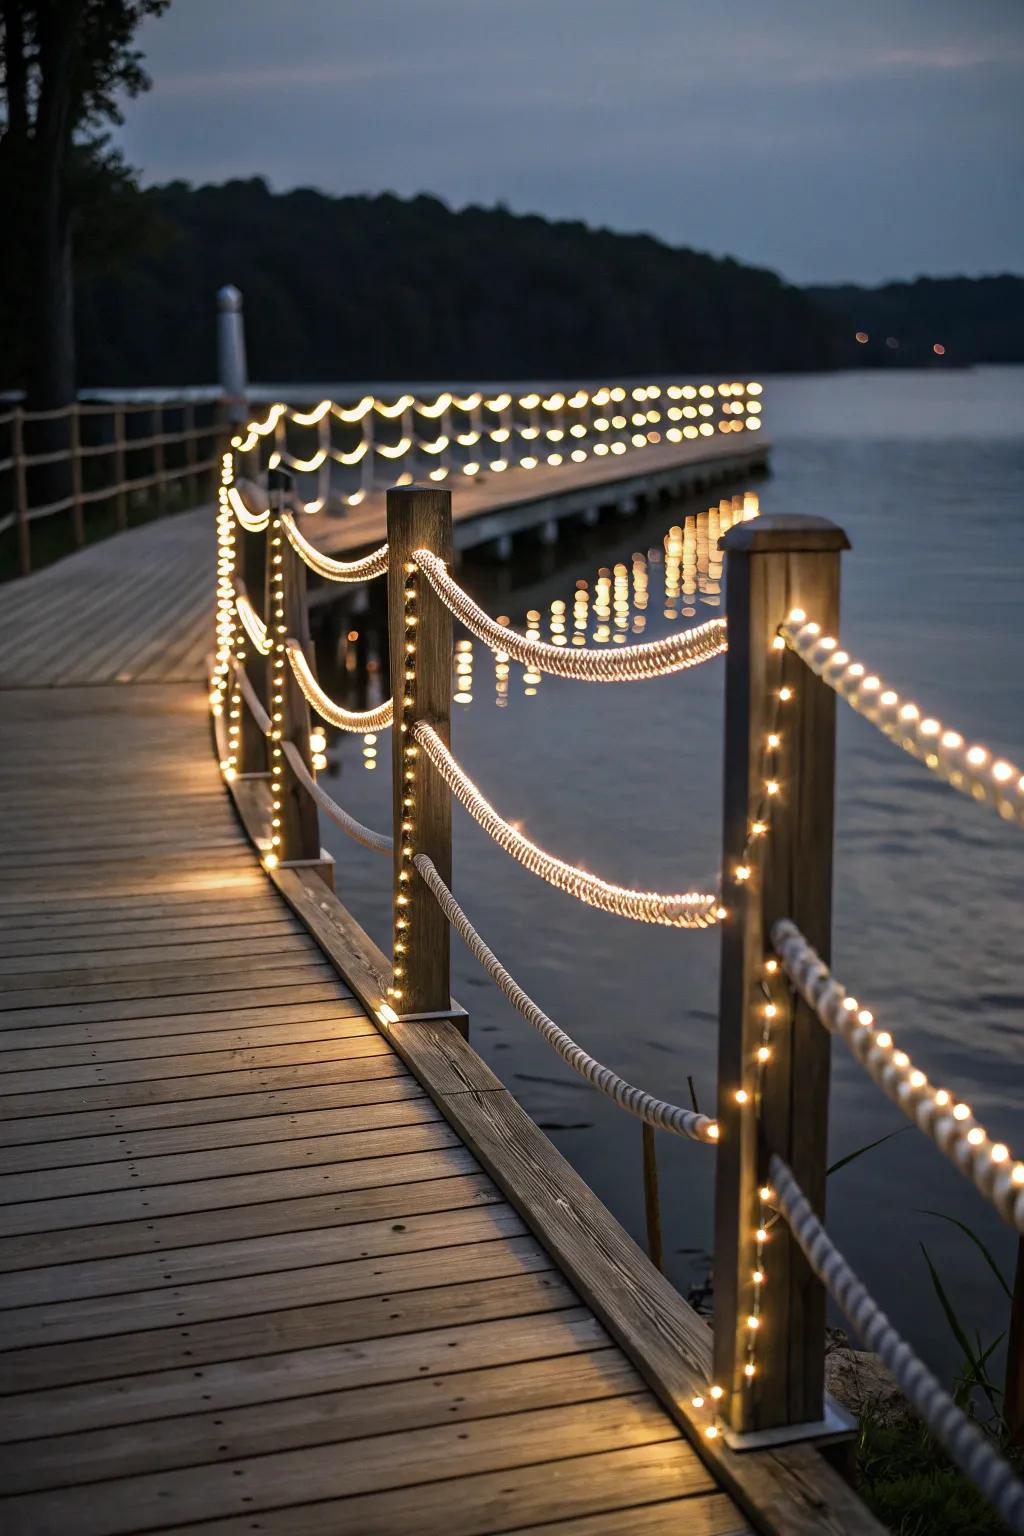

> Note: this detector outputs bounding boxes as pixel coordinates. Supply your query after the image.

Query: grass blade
[920,1242,1000,1416]
[918,1209,1012,1300]
[827,1126,910,1177]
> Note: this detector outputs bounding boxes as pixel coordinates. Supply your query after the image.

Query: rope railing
[414,722,721,928]
[227,483,271,533]
[783,615,1024,826]
[413,549,728,681]
[281,741,392,854]
[280,511,388,582]
[772,918,1024,1233]
[414,854,719,1144]
[284,638,394,732]
[770,1154,1024,1535]
[234,590,271,656]
[226,378,764,510]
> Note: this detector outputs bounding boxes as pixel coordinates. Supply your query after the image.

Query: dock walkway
[0,488,754,1534]
[0,445,879,1536]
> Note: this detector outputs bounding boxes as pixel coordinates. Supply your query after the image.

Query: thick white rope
[280,512,388,582]
[413,549,727,682]
[783,617,1024,827]
[234,591,271,656]
[414,723,720,928]
[284,640,394,732]
[770,1154,1024,1535]
[227,484,270,533]
[414,854,719,1143]
[280,742,392,854]
[772,919,1024,1233]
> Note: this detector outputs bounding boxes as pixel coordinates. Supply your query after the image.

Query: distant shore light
[933,343,946,356]
[855,331,869,344]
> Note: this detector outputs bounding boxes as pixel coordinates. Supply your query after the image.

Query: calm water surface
[315,367,1024,1377]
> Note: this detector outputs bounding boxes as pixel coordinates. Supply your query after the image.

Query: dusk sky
[117,0,1024,287]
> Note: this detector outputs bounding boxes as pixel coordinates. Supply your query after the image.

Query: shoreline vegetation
[6,179,1018,393]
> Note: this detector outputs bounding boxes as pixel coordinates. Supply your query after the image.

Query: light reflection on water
[313,368,1023,1378]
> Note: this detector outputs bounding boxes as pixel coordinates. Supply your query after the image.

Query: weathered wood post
[386,485,454,1021]
[714,513,849,1441]
[152,401,166,504]
[13,407,30,576]
[69,403,84,547]
[265,467,322,869]
[236,501,269,778]
[184,400,198,503]
[112,404,127,530]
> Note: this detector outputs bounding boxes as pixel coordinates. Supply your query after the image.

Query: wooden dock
[0,447,879,1536]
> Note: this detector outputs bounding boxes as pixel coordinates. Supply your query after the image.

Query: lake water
[313,366,1024,1382]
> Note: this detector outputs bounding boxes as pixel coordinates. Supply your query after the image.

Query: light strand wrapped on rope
[783,616,1024,826]
[414,549,728,682]
[227,484,270,533]
[234,590,271,656]
[280,741,392,855]
[414,855,719,1144]
[280,513,388,582]
[284,639,394,731]
[772,918,1024,1233]
[414,723,720,928]
[770,1154,1024,1535]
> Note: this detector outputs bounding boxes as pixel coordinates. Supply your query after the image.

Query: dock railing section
[228,377,764,512]
[0,396,222,575]
[213,445,1024,1534]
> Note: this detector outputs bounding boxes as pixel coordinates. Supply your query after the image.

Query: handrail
[414,549,728,681]
[414,722,720,928]
[783,614,1024,825]
[281,741,392,854]
[209,432,1022,1528]
[771,1155,1024,1535]
[284,639,394,732]
[414,854,718,1144]
[280,511,387,582]
[772,918,1024,1231]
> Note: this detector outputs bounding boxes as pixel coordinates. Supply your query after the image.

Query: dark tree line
[72,179,842,386]
[0,0,168,409]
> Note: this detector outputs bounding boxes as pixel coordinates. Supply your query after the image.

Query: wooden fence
[0,397,222,575]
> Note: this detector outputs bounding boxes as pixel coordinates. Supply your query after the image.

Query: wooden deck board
[0,441,878,1535]
[0,682,755,1535]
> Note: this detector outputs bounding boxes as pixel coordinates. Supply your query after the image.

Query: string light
[263,510,288,873]
[389,560,420,1008]
[783,616,1024,825]
[775,919,1024,1233]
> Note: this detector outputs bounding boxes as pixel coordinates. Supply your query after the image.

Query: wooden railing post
[112,405,127,530]
[13,407,30,576]
[237,508,269,777]
[266,467,321,868]
[386,485,454,1021]
[184,400,198,503]
[69,403,84,547]
[714,513,850,1442]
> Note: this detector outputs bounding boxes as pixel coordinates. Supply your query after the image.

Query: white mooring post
[217,285,249,426]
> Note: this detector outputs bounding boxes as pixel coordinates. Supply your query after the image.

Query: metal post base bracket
[723,1395,856,1453]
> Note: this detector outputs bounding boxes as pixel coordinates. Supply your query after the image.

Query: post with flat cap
[265,467,323,872]
[713,513,850,1444]
[386,485,454,1023]
[217,286,249,426]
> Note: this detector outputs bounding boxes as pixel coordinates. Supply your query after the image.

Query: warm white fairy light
[263,513,287,872]
[783,616,1024,825]
[413,722,720,928]
[389,561,420,1008]
[774,919,1024,1233]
